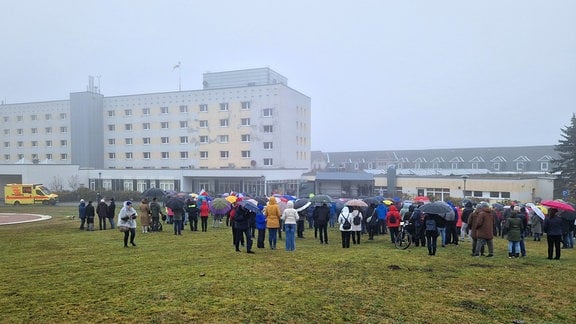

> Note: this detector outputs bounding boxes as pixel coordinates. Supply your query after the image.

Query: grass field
[0,205,575,323]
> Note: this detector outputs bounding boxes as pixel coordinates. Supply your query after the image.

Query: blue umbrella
[238,200,260,213]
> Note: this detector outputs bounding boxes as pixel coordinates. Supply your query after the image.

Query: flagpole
[178,64,181,91]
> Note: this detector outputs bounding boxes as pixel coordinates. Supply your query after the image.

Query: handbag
[118,225,129,232]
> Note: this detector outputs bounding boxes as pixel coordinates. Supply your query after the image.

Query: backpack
[425,218,437,232]
[353,213,361,226]
[342,216,352,230]
[389,214,397,224]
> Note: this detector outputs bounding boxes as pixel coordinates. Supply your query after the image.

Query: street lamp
[461,175,469,198]
[98,172,102,200]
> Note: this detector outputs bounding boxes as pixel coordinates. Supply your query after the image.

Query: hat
[80,199,85,203]
[126,201,132,205]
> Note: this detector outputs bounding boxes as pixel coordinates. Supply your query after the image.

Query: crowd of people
[77,194,575,259]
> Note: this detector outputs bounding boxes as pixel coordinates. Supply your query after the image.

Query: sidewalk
[0,213,52,226]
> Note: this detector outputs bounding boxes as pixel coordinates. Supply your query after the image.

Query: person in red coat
[199,200,210,232]
[386,205,401,243]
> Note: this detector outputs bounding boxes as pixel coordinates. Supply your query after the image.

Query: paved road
[0,213,52,225]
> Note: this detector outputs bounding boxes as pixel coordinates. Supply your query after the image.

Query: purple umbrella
[210,198,231,215]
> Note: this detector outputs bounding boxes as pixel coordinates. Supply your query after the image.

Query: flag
[173,61,181,70]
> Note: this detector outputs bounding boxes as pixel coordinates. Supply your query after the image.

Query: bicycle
[394,221,412,249]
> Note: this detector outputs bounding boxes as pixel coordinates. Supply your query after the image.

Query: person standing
[386,205,401,244]
[265,197,282,250]
[78,199,87,230]
[376,203,388,235]
[199,200,210,232]
[172,204,184,235]
[149,197,163,232]
[338,206,352,248]
[366,203,379,240]
[350,206,363,245]
[474,202,494,257]
[86,201,95,231]
[117,201,138,247]
[186,198,199,231]
[96,199,108,230]
[139,198,151,233]
[281,200,299,251]
[460,201,474,242]
[543,208,563,260]
[107,198,116,229]
[424,213,440,256]
[255,207,267,248]
[531,210,543,241]
[234,205,254,253]
[313,203,330,244]
[296,209,306,238]
[505,209,524,258]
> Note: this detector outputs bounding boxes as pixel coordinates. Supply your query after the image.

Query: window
[46,154,52,160]
[143,137,151,145]
[108,153,116,159]
[180,151,189,159]
[17,154,24,160]
[263,125,273,133]
[200,151,208,159]
[516,162,524,171]
[471,162,478,169]
[17,141,23,147]
[179,105,188,113]
[242,151,251,158]
[31,128,38,134]
[17,115,23,121]
[161,122,169,129]
[108,110,115,117]
[200,136,209,144]
[4,154,9,160]
[241,134,250,142]
[199,104,208,112]
[124,124,132,131]
[108,139,115,145]
[46,140,52,147]
[3,129,9,135]
[263,108,273,117]
[45,114,52,120]
[143,152,151,159]
[180,121,188,128]
[161,107,169,114]
[220,151,229,159]
[107,125,115,131]
[220,103,229,111]
[541,162,549,171]
[493,162,500,171]
[143,122,151,130]
[241,118,250,126]
[125,138,133,145]
[473,191,483,197]
[3,142,9,148]
[124,109,132,116]
[143,108,150,115]
[60,113,67,119]
[32,141,38,147]
[2,116,8,122]
[31,154,38,160]
[180,136,188,144]
[264,142,273,150]
[125,152,133,159]
[490,192,500,198]
[60,153,68,160]
[31,115,38,121]
[218,135,229,143]
[501,192,511,199]
[161,152,169,159]
[45,127,52,133]
[241,101,250,109]
[161,137,170,144]
[199,120,208,128]
[264,158,273,166]
[60,126,68,133]
[60,140,67,147]
[220,119,229,127]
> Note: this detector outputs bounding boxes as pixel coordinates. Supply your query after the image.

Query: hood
[388,205,398,212]
[123,201,133,208]
[287,201,294,208]
[340,206,350,216]
[268,197,277,205]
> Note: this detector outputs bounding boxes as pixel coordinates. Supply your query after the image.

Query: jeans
[268,228,278,249]
[508,241,520,254]
[108,217,115,229]
[341,231,351,248]
[284,224,296,251]
[98,216,107,230]
[317,223,328,243]
[297,219,305,238]
[257,228,266,248]
[173,220,182,235]
[389,227,399,243]
[201,217,208,232]
[235,227,253,252]
[547,235,562,259]
[437,227,446,246]
[563,231,574,248]
[460,223,469,241]
[79,217,86,230]
[426,231,438,255]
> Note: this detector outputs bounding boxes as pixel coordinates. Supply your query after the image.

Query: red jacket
[386,205,401,228]
[200,201,210,217]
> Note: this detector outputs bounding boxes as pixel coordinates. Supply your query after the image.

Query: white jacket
[117,201,138,228]
[350,209,363,232]
[338,206,352,232]
[281,201,299,225]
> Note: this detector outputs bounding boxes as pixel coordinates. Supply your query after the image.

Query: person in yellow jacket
[265,197,281,249]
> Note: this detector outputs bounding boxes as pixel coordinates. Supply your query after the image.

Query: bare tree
[50,175,64,191]
[68,174,80,191]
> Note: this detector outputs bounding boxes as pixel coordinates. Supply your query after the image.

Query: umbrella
[414,196,430,203]
[345,199,368,207]
[165,196,185,212]
[225,195,238,203]
[141,187,166,199]
[293,198,310,209]
[246,198,259,206]
[238,200,260,213]
[295,202,311,212]
[362,197,380,205]
[526,203,545,220]
[310,194,332,204]
[419,201,453,215]
[253,196,268,206]
[210,198,231,214]
[541,200,575,212]
[383,199,394,206]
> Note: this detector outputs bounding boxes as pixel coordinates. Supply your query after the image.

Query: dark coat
[543,216,563,236]
[107,200,116,219]
[475,207,494,240]
[505,213,523,241]
[313,205,330,226]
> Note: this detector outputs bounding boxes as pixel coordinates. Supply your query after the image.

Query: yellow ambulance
[4,184,59,205]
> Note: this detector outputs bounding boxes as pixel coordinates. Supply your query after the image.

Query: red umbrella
[540,200,575,212]
[414,196,430,203]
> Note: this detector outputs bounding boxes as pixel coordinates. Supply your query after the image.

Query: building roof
[315,171,374,181]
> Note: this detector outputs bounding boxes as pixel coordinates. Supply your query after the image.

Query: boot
[508,252,513,258]
[515,253,519,258]
[432,248,436,256]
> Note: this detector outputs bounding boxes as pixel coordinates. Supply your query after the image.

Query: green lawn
[0,205,574,323]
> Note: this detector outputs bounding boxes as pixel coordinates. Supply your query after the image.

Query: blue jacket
[255,211,267,230]
[376,204,388,220]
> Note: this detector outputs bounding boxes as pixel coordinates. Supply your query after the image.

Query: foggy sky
[1,0,575,152]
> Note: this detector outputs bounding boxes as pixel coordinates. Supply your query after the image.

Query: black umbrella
[293,198,310,209]
[310,195,332,204]
[253,196,268,206]
[363,197,380,205]
[142,187,166,199]
[165,197,185,212]
[419,202,453,215]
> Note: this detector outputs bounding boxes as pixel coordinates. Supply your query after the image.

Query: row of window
[4,153,67,161]
[2,113,67,122]
[105,151,273,165]
[107,104,274,117]
[351,161,550,172]
[4,140,67,148]
[105,120,272,131]
[419,188,511,200]
[4,126,68,135]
